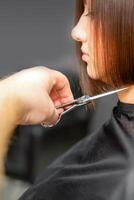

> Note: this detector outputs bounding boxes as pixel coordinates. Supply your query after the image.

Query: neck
[117,85,134,104]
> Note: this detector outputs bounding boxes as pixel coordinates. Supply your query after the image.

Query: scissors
[41,87,128,127]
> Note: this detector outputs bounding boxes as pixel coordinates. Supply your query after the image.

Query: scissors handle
[56,99,78,109]
[56,95,90,110]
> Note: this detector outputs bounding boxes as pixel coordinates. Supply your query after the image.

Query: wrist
[0,79,19,127]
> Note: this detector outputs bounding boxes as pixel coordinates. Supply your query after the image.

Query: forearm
[0,80,18,177]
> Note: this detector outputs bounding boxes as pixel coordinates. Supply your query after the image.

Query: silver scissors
[41,87,128,127]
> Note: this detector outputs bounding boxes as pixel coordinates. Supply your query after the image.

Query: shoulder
[19,118,114,200]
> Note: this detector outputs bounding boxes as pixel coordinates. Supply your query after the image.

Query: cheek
[86,37,106,80]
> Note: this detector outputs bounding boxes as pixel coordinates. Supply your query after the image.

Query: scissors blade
[56,87,128,109]
[88,87,128,101]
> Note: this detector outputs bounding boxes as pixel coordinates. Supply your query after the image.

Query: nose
[71,22,87,43]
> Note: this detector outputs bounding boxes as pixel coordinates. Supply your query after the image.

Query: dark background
[0,0,77,76]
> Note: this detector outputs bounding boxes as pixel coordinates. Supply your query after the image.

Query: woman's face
[71,0,100,80]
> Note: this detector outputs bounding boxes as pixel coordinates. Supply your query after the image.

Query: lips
[81,51,89,62]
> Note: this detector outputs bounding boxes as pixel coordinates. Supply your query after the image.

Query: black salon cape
[19,101,134,200]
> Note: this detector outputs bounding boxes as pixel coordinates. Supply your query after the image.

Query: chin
[87,67,99,80]
[87,66,107,83]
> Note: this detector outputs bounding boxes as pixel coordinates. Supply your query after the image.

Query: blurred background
[0,0,117,199]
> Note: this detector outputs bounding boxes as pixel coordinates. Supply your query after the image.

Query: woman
[19,0,134,199]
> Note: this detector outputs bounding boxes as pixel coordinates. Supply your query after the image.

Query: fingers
[41,69,74,126]
[49,89,64,113]
[52,70,74,104]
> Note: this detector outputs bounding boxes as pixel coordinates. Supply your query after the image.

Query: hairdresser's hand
[0,66,74,126]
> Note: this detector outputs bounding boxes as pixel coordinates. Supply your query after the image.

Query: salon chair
[5,68,93,183]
